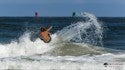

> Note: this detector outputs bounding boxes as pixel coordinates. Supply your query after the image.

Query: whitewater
[0,12,125,70]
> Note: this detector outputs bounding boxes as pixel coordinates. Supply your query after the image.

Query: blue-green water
[0,13,125,70]
[0,17,125,50]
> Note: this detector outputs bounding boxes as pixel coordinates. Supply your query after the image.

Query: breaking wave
[0,12,106,57]
[0,12,125,70]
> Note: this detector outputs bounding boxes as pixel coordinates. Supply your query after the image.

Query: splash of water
[44,12,105,56]
[57,12,103,46]
[0,12,104,57]
[0,12,125,70]
[0,32,60,57]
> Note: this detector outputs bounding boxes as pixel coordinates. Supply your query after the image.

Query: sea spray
[46,12,105,56]
[0,12,125,70]
[0,12,104,57]
[56,12,103,46]
[0,32,56,57]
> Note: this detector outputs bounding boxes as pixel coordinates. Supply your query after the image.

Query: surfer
[39,26,52,43]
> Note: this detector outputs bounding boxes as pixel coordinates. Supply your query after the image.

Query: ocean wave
[0,12,106,57]
[0,12,125,70]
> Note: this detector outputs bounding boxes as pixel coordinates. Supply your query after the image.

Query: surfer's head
[40,27,46,32]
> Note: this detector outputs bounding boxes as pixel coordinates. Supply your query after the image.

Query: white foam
[0,12,124,70]
[0,12,104,57]
[0,33,58,57]
[0,54,125,70]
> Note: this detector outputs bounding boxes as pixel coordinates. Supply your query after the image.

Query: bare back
[39,26,52,43]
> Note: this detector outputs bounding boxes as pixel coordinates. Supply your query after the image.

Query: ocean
[0,12,125,70]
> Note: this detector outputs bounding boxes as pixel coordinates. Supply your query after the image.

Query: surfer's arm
[47,26,52,32]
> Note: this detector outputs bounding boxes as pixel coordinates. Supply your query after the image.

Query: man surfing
[39,26,52,43]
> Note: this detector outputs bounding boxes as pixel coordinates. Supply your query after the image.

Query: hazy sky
[0,0,125,17]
